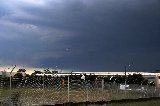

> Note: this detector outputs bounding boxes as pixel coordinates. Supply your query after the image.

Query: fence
[0,75,160,106]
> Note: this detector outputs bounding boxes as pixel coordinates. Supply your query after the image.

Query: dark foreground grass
[108,100,160,106]
[79,100,160,106]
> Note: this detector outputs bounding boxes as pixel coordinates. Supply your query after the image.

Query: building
[0,71,16,77]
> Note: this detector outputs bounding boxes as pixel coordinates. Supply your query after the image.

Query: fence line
[0,76,160,106]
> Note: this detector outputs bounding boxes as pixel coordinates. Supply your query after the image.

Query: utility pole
[124,66,127,98]
[68,76,70,102]
[10,65,16,91]
[124,66,127,90]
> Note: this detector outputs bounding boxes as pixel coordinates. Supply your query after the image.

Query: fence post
[86,84,89,101]
[101,79,104,100]
[43,73,45,104]
[147,84,149,98]
[68,76,70,102]
[159,87,160,97]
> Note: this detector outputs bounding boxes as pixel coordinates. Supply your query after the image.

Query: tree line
[0,69,155,88]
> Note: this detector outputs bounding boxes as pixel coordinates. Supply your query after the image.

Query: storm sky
[0,0,160,72]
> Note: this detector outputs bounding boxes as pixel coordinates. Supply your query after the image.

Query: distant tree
[14,73,23,79]
[31,70,42,76]
[115,75,125,83]
[154,70,160,73]
[109,75,121,83]
[127,74,144,84]
[17,69,26,73]
[88,74,96,82]
[102,74,147,85]
[25,74,30,78]
[148,81,155,86]
[104,76,112,82]
[142,79,149,85]
[44,68,52,74]
[13,73,23,87]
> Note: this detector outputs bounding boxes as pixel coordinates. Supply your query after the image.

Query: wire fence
[0,75,160,106]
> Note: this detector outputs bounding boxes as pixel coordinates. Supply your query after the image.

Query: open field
[0,87,156,105]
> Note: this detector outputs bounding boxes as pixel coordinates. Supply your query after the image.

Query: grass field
[0,87,160,106]
[0,82,158,106]
[0,87,144,101]
[0,87,145,104]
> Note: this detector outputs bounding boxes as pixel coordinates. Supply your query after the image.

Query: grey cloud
[0,0,160,71]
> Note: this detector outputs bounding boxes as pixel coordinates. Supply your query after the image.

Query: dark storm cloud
[0,0,160,72]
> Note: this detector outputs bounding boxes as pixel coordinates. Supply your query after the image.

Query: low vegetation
[80,99,160,106]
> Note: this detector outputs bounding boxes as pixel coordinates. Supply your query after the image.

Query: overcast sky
[0,0,160,72]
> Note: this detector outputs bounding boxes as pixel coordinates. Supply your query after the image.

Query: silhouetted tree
[44,68,52,74]
[31,70,42,76]
[17,69,26,73]
[115,75,125,83]
[12,73,23,87]
[142,79,149,85]
[127,74,144,84]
